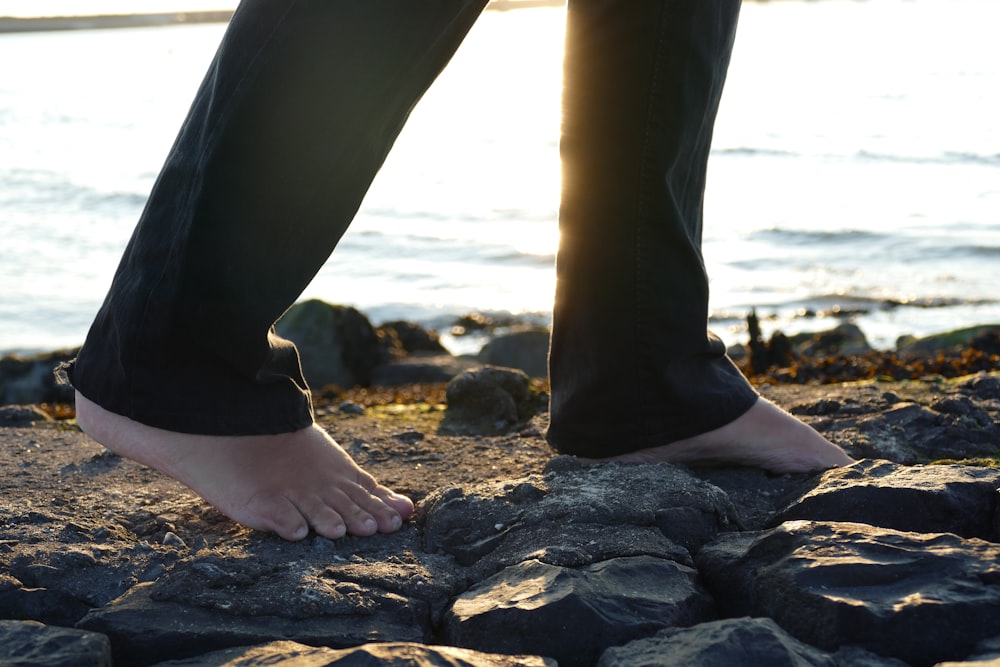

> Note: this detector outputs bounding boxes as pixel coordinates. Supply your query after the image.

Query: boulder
[372,353,479,386]
[443,556,715,665]
[77,559,430,665]
[273,300,387,389]
[377,320,448,355]
[771,459,1000,540]
[0,620,111,667]
[897,325,1000,355]
[0,404,52,427]
[477,328,550,378]
[152,640,554,667]
[440,366,536,435]
[849,399,1000,463]
[790,323,872,357]
[597,617,908,667]
[0,349,76,405]
[697,520,1000,666]
[422,462,738,575]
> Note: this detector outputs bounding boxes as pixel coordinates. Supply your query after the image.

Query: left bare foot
[590,397,854,474]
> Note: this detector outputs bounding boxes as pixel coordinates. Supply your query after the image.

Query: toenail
[363,518,377,532]
[390,515,402,530]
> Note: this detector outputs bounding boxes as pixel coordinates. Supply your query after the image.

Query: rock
[790,323,872,357]
[898,325,1000,355]
[597,616,906,667]
[443,556,715,665]
[378,321,448,356]
[422,463,739,575]
[697,521,1000,666]
[0,349,77,405]
[477,328,550,378]
[273,300,387,389]
[0,620,112,667]
[77,576,427,665]
[152,640,555,667]
[0,404,52,427]
[850,400,1000,463]
[440,366,535,435]
[772,459,1000,540]
[372,353,479,386]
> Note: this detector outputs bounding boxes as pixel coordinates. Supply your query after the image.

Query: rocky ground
[2,365,1000,666]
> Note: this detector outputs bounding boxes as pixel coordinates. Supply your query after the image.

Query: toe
[244,494,311,541]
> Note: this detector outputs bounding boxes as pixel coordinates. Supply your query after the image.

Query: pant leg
[547,0,758,457]
[66,0,488,435]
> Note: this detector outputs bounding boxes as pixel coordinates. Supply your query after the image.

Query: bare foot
[596,397,854,474]
[74,391,414,541]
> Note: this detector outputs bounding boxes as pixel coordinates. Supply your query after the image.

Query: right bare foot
[74,391,414,541]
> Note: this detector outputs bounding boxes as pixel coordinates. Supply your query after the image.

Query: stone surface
[371,353,480,386]
[274,299,387,389]
[0,404,52,427]
[153,640,555,666]
[422,461,738,575]
[0,619,112,667]
[697,521,1000,666]
[772,459,1000,539]
[477,328,550,378]
[5,371,1000,666]
[597,617,907,667]
[0,349,76,405]
[440,366,536,435]
[444,556,715,665]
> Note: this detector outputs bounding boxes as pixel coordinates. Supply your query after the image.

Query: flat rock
[697,520,1000,666]
[422,461,738,575]
[0,619,112,667]
[597,617,908,667]
[443,556,715,665]
[772,459,1000,540]
[153,640,555,666]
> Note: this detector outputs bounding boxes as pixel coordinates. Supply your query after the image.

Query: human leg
[547,0,851,472]
[68,0,488,539]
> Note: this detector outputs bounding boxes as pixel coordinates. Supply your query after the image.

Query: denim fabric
[547,0,758,456]
[67,0,758,454]
[67,0,489,434]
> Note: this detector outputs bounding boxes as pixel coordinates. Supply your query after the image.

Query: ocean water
[1,0,998,356]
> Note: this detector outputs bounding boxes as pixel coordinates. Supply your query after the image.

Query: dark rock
[0,620,111,667]
[597,616,905,667]
[440,366,535,435]
[477,328,550,378]
[77,577,427,666]
[772,459,1000,540]
[274,299,387,389]
[152,640,555,666]
[2,541,160,627]
[378,320,448,355]
[443,556,715,665]
[422,463,738,574]
[0,349,77,405]
[372,353,479,386]
[852,400,1000,463]
[958,372,1000,401]
[791,323,872,357]
[0,404,52,427]
[898,325,1000,355]
[697,520,1000,666]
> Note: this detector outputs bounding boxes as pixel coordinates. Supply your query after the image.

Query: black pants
[67,0,758,457]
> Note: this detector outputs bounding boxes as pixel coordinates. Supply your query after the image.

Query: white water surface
[1,0,998,354]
